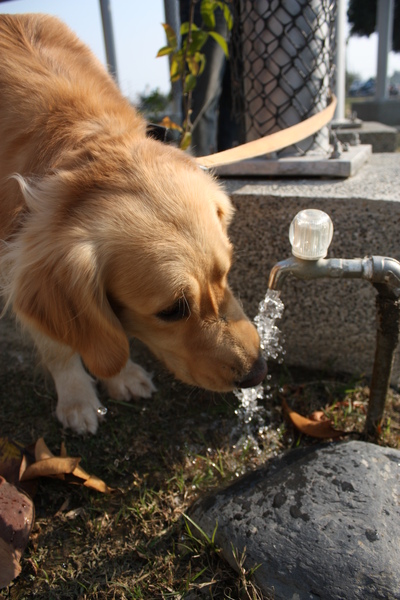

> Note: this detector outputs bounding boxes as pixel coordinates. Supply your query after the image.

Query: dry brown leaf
[282,398,345,439]
[0,437,112,492]
[60,441,68,458]
[160,115,182,131]
[20,457,81,481]
[83,475,111,493]
[25,438,113,493]
[0,438,29,485]
[34,437,54,461]
[309,410,327,422]
[0,437,112,588]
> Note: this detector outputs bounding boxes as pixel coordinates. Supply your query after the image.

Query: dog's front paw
[104,359,156,401]
[55,379,105,435]
[56,397,105,435]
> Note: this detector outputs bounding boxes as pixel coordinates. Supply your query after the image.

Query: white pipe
[99,0,119,85]
[163,0,182,124]
[375,0,394,100]
[334,0,346,120]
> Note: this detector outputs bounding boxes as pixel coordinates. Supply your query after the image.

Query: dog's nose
[236,354,268,388]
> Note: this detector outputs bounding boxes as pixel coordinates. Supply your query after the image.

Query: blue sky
[0,0,171,100]
[1,0,400,101]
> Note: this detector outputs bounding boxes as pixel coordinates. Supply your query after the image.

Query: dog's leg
[30,331,105,434]
[103,359,156,401]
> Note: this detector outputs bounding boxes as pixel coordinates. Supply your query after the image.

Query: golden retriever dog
[0,13,267,434]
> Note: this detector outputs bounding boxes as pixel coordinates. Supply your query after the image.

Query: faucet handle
[289,209,334,260]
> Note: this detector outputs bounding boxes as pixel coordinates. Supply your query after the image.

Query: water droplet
[233,290,285,449]
[98,406,108,416]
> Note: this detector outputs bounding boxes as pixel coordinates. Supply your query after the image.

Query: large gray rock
[190,441,400,599]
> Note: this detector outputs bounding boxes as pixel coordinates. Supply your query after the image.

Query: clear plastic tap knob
[289,209,333,260]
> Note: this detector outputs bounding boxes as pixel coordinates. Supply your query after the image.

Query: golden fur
[0,14,266,433]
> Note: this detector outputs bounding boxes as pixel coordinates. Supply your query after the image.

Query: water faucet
[268,209,400,298]
[268,209,400,437]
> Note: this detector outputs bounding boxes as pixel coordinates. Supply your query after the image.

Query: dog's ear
[11,175,129,379]
[13,244,129,378]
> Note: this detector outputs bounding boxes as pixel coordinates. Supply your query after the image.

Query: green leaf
[170,49,184,73]
[156,46,173,58]
[184,73,197,93]
[200,0,216,29]
[180,132,192,151]
[209,31,229,57]
[187,52,206,76]
[170,55,183,81]
[197,52,207,76]
[187,55,199,76]
[180,21,199,36]
[189,30,209,54]
[218,1,233,30]
[161,22,177,51]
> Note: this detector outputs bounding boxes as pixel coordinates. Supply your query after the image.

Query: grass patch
[1,315,399,598]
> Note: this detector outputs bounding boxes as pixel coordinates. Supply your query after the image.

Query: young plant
[157,0,232,149]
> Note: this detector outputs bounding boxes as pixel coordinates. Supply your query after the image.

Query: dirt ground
[1,310,399,598]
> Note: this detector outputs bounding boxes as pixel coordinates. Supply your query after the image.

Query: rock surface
[190,441,400,599]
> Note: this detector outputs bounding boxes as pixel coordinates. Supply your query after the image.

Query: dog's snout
[236,354,268,389]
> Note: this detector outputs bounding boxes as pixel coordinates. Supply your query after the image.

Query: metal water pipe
[99,0,119,85]
[375,0,395,101]
[268,209,400,437]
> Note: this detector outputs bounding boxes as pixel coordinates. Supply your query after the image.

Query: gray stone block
[351,100,400,127]
[190,441,400,600]
[335,121,398,153]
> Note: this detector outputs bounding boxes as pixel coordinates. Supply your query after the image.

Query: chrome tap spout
[268,255,400,299]
[268,209,400,438]
[268,256,371,292]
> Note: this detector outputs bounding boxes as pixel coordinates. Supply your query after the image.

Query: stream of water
[232,289,285,451]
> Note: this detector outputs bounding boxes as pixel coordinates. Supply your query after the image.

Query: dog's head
[12,138,267,391]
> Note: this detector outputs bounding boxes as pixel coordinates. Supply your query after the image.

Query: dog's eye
[157,298,189,322]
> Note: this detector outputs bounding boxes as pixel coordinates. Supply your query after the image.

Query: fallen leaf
[0,438,37,497]
[282,398,345,439]
[0,437,112,588]
[20,438,113,493]
[21,457,81,481]
[0,438,29,485]
[309,410,327,422]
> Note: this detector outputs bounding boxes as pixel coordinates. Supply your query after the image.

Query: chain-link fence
[231,0,337,156]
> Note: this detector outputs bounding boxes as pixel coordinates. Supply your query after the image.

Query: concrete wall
[335,121,398,153]
[224,153,400,384]
[352,100,400,127]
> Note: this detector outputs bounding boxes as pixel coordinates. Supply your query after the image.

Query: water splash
[232,289,285,451]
